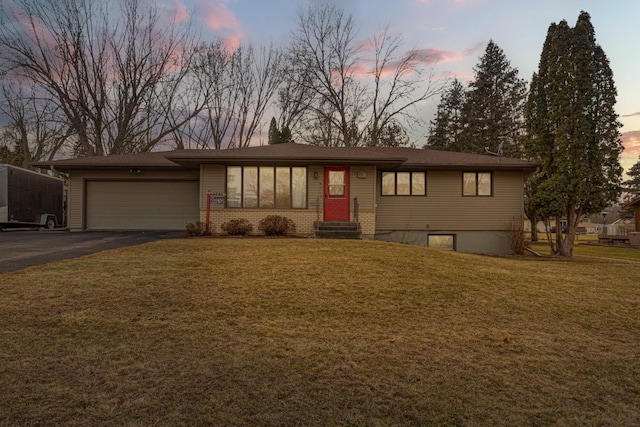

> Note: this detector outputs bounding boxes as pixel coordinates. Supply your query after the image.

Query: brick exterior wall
[200,209,375,236]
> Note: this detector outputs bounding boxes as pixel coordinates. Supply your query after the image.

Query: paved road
[0,230,185,274]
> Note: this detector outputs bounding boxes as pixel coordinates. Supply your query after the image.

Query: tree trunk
[558,205,578,257]
[529,214,539,242]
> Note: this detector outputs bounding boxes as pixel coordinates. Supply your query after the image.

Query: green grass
[529,233,640,261]
[1,239,639,426]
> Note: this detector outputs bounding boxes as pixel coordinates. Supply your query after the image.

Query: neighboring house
[604,219,636,236]
[524,219,605,235]
[33,143,537,254]
[623,197,640,229]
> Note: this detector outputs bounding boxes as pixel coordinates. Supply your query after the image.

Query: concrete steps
[314,221,361,240]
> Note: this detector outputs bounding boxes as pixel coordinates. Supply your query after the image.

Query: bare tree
[365,26,441,146]
[0,81,71,168]
[228,43,284,148]
[0,0,205,156]
[174,40,236,150]
[288,4,366,147]
[286,5,442,147]
[187,41,284,149]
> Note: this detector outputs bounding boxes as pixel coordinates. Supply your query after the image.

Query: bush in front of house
[505,217,527,255]
[186,221,212,237]
[221,218,254,236]
[258,215,296,236]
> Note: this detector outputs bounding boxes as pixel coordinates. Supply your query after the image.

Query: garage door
[86,181,199,230]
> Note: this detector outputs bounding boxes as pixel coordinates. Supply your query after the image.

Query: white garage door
[86,181,199,230]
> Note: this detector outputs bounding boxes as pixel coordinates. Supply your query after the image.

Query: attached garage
[86,180,199,230]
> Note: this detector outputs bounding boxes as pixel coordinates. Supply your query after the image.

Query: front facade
[35,143,537,254]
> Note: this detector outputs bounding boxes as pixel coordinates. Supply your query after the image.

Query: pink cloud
[407,43,483,65]
[194,1,245,50]
[166,0,189,24]
[199,2,240,31]
[622,130,640,155]
[622,112,640,118]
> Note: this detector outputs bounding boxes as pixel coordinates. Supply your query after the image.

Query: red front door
[324,167,350,221]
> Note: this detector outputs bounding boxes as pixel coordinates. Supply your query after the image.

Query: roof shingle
[32,143,538,172]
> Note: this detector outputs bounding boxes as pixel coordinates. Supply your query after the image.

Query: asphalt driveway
[0,230,186,274]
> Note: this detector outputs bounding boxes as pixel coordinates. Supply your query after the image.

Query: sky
[162,0,640,174]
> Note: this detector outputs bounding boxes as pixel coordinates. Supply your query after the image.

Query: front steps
[314,221,361,240]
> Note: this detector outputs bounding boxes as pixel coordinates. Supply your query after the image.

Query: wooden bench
[597,234,630,245]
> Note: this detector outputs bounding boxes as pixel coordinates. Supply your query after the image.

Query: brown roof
[32,143,539,172]
[623,196,640,210]
[31,151,190,171]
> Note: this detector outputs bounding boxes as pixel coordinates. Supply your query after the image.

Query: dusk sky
[162,0,640,173]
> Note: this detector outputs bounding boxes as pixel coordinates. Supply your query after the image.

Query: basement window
[428,234,455,251]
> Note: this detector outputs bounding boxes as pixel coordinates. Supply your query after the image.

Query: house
[623,197,640,232]
[33,143,538,254]
[623,197,640,248]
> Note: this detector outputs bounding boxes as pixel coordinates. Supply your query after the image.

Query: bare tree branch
[0,0,204,156]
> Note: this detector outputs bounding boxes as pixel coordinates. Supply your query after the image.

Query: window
[381,171,426,196]
[328,170,346,196]
[463,172,492,196]
[428,235,455,251]
[226,166,307,208]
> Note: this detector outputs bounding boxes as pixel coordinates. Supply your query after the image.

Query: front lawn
[1,239,639,426]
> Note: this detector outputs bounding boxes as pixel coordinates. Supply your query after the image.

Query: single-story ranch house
[34,143,538,254]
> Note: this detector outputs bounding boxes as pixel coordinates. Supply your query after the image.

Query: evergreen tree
[457,41,527,157]
[426,79,464,150]
[525,12,623,257]
[268,117,293,144]
[367,120,409,147]
[280,126,293,144]
[623,157,640,202]
[268,117,280,145]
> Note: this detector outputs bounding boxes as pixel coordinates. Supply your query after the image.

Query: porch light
[314,169,318,179]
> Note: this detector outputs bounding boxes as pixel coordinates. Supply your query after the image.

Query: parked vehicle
[0,164,65,230]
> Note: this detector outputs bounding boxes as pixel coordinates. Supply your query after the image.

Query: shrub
[186,221,212,237]
[221,218,254,236]
[506,217,527,255]
[258,215,296,236]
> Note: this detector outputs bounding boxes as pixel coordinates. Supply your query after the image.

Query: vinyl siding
[375,170,524,231]
[349,166,375,212]
[200,165,225,209]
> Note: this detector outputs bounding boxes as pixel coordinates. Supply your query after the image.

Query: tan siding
[308,167,323,214]
[200,165,226,210]
[68,173,84,231]
[67,169,199,231]
[350,166,376,211]
[376,170,524,231]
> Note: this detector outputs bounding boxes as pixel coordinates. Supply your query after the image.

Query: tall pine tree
[525,12,623,257]
[426,79,464,150]
[457,40,527,157]
[267,117,293,144]
[268,117,280,145]
[623,157,640,202]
